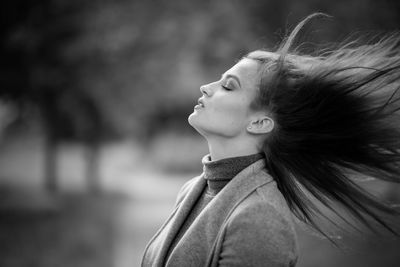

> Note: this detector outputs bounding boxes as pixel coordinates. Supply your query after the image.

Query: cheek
[212,97,249,122]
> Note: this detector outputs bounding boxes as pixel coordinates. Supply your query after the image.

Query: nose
[200,84,211,96]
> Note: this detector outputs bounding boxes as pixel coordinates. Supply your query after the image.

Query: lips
[197,98,205,108]
[194,98,205,110]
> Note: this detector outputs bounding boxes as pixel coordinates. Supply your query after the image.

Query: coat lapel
[142,174,207,267]
[165,158,274,266]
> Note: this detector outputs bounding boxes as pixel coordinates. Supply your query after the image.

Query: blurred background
[1,0,400,266]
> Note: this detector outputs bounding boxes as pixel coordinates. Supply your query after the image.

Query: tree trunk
[44,133,58,193]
[85,141,101,194]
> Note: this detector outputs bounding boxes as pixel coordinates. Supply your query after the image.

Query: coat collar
[142,157,274,266]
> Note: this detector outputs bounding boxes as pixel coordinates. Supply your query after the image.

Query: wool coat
[141,158,298,267]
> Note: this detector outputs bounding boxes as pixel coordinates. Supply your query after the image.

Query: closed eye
[221,78,236,91]
[221,74,241,88]
[222,85,233,91]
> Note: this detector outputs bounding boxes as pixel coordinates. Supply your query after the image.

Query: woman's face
[188,58,261,138]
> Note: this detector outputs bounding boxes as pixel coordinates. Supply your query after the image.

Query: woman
[141,13,400,266]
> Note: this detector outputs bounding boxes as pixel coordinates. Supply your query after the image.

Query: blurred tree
[74,0,255,141]
[0,0,105,193]
[1,0,400,192]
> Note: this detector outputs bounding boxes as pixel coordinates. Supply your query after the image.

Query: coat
[141,157,298,267]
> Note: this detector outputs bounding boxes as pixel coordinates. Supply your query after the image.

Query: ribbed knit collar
[201,152,265,196]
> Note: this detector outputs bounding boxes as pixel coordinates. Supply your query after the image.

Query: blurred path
[98,140,192,267]
[111,170,188,267]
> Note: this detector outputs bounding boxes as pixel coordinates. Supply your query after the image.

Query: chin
[188,110,202,124]
[187,112,196,126]
[188,115,202,131]
[188,114,208,135]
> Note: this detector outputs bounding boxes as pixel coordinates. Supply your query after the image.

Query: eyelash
[222,85,232,91]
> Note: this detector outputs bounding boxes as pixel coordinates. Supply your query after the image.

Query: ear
[246,116,274,134]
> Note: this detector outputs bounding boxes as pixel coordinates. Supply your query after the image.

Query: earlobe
[247,116,274,134]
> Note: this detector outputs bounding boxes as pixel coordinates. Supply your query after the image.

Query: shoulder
[227,184,297,240]
[229,180,296,238]
[220,181,298,266]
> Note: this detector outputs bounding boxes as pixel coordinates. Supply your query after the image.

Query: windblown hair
[246,13,400,238]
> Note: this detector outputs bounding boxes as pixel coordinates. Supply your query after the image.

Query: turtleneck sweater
[202,152,265,196]
[165,152,265,261]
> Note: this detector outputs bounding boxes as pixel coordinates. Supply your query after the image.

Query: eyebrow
[221,74,242,87]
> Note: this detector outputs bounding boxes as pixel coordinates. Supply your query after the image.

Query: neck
[206,135,260,161]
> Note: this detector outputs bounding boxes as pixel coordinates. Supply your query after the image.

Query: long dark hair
[246,13,400,239]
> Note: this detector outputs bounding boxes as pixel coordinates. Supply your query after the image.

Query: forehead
[224,58,261,89]
[247,50,279,60]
